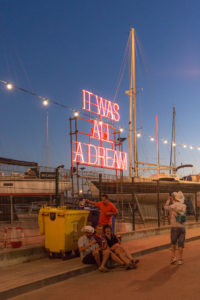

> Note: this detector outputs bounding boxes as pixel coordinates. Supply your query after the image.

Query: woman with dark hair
[104,224,139,267]
[93,223,135,270]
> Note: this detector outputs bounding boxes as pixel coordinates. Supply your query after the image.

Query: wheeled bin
[84,207,100,228]
[38,207,89,257]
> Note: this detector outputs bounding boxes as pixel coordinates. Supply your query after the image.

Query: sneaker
[126,262,137,270]
[132,259,139,265]
[170,257,177,264]
[178,260,184,265]
[98,266,109,273]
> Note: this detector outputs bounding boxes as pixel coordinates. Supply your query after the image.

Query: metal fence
[0,166,200,251]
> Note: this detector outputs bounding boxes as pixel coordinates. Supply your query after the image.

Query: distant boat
[0,157,71,221]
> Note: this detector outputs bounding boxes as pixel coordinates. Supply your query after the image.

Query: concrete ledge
[0,222,199,268]
[120,222,200,242]
[0,246,46,268]
[1,235,200,299]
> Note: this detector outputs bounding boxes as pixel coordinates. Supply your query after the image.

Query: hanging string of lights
[0,79,73,110]
[135,131,200,152]
[1,79,199,152]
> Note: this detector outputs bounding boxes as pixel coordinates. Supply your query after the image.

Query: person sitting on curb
[164,191,186,265]
[85,194,118,228]
[78,225,110,273]
[78,225,99,264]
[93,223,135,270]
[103,224,139,268]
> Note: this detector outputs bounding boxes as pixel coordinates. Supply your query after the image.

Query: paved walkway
[0,226,200,299]
[11,239,200,300]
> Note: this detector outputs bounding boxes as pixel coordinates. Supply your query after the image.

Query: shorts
[82,252,96,264]
[171,227,186,248]
[82,251,103,264]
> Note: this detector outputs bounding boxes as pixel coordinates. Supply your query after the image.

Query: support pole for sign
[70,118,74,198]
[75,117,80,198]
[99,173,102,202]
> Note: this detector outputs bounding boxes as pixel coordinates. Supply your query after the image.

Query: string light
[1,79,200,153]
[0,79,72,110]
[42,98,49,106]
[74,111,79,117]
[6,83,13,90]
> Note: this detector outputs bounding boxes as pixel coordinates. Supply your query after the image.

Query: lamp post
[42,99,49,170]
[55,164,64,207]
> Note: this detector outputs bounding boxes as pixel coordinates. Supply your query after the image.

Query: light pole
[42,99,49,170]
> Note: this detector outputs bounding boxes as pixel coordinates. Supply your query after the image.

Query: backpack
[176,212,186,224]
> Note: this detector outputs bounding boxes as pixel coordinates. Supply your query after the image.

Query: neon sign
[71,90,127,171]
[82,90,120,122]
[73,141,127,170]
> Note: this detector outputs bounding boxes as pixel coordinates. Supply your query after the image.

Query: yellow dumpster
[38,206,52,235]
[38,207,89,256]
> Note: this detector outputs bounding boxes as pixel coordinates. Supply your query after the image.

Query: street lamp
[42,99,49,170]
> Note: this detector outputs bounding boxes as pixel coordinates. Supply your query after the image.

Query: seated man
[93,223,135,270]
[78,225,109,273]
[103,224,139,268]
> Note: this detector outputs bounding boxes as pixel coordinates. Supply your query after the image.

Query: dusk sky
[1,0,200,177]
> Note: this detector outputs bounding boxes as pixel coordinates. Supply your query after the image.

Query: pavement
[0,225,200,299]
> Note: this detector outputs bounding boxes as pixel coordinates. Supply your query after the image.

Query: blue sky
[0,0,200,176]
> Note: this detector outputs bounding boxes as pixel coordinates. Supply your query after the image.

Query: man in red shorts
[85,194,118,226]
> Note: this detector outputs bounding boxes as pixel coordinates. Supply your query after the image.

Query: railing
[0,167,200,251]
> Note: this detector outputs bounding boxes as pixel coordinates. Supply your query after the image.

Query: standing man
[85,194,118,227]
[164,191,186,265]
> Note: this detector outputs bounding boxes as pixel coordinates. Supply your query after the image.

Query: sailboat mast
[128,50,133,179]
[127,28,137,179]
[131,28,138,177]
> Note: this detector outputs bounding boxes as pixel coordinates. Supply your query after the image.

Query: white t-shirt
[164,200,186,228]
[78,235,98,260]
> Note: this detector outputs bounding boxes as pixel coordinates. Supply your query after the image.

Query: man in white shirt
[78,225,99,264]
[164,191,186,265]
